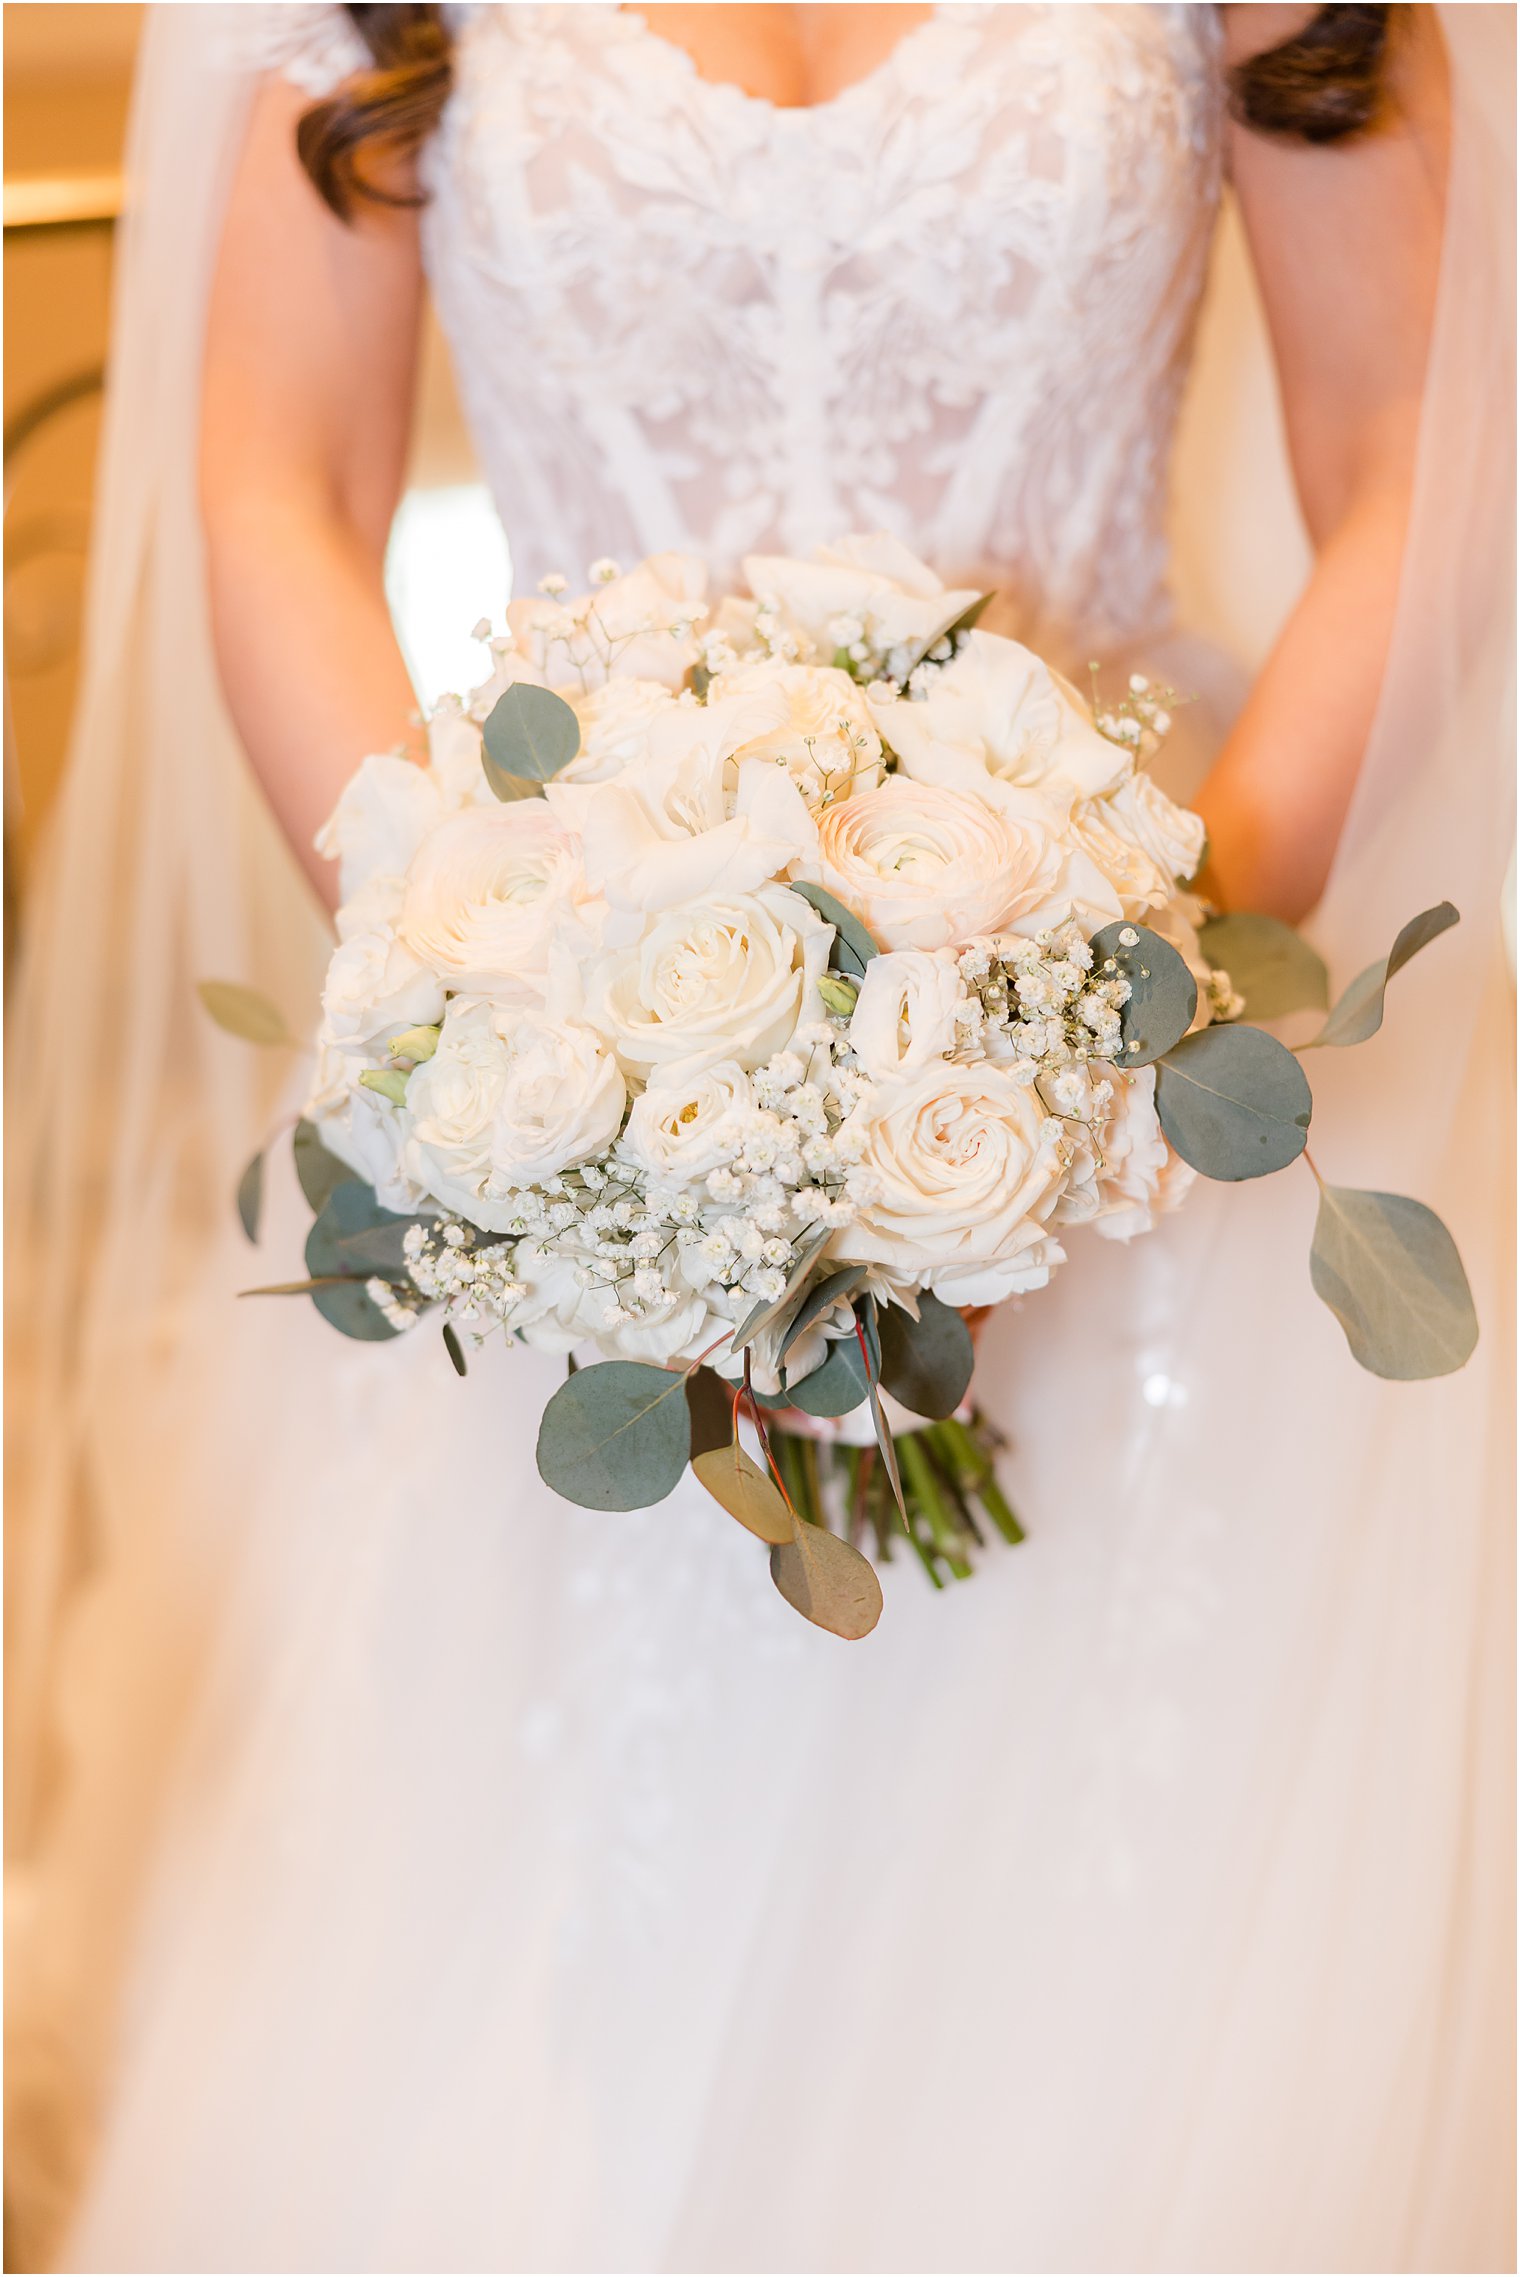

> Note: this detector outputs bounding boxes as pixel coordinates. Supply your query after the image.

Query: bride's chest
[425,3,1224,318]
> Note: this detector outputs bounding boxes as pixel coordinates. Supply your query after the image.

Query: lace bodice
[265,2,1224,659]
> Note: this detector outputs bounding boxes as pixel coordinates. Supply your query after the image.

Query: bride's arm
[201,78,425,909]
[1195,5,1449,922]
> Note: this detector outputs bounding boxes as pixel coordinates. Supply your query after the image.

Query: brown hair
[297,4,1393,221]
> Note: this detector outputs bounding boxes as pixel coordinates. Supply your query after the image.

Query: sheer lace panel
[263,3,1225,659]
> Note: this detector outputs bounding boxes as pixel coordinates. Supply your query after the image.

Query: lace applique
[418,3,1225,663]
[233,1,371,99]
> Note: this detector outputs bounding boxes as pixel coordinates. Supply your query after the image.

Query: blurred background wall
[3,0,508,914]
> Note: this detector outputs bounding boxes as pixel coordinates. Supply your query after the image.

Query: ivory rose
[405,1000,625,1229]
[399,804,592,1002]
[836,1062,1069,1306]
[619,1061,755,1180]
[798,777,1063,951]
[583,884,831,1081]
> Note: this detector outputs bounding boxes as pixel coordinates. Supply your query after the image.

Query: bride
[6,4,1513,2270]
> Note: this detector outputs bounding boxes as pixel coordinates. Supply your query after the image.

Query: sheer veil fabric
[4,7,1513,2271]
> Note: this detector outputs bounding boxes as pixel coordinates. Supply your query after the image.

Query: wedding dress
[6,6,1513,2272]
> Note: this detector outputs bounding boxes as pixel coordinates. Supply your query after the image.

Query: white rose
[505,554,707,689]
[835,1062,1069,1305]
[877,631,1127,802]
[489,1016,626,1187]
[406,1001,624,1225]
[557,679,678,785]
[619,1060,754,1180]
[846,950,964,1081]
[584,883,831,1081]
[744,536,979,669]
[399,804,592,1003]
[322,877,446,1051]
[315,753,443,905]
[1098,772,1206,890]
[799,777,1062,952]
[708,658,885,808]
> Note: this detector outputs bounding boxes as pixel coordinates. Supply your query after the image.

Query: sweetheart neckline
[610,1,951,124]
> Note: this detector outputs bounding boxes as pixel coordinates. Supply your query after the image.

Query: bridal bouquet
[209,537,1477,1638]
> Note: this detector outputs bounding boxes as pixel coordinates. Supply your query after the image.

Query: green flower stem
[898,1431,973,1582]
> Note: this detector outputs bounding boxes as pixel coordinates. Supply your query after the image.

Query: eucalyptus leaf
[780,1266,868,1365]
[787,1333,874,1418]
[293,1119,360,1213]
[306,1183,419,1277]
[769,1518,883,1639]
[309,1279,404,1341]
[789,882,879,979]
[1196,911,1329,1020]
[1309,1184,1478,1380]
[857,1296,905,1520]
[1305,902,1459,1050]
[196,980,295,1048]
[731,1229,835,1352]
[236,1150,264,1244]
[442,1323,468,1378]
[693,1440,794,1545]
[1090,922,1197,1068]
[877,1292,974,1421]
[536,1360,694,1511]
[685,1364,735,1459]
[481,682,581,800]
[1155,1024,1312,1181]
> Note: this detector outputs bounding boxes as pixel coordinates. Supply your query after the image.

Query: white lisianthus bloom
[1066,797,1174,918]
[834,1062,1069,1305]
[321,876,446,1050]
[307,1041,426,1215]
[847,949,964,1081]
[584,884,831,1081]
[799,777,1062,952]
[743,536,979,667]
[569,726,816,918]
[315,753,444,906]
[401,999,514,1222]
[425,695,497,809]
[557,678,679,784]
[1098,771,1207,890]
[708,658,885,808]
[399,804,592,1003]
[505,554,708,689]
[877,631,1128,802]
[1089,1066,1197,1241]
[619,1060,754,1179]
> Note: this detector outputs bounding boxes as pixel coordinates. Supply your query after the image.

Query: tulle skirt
[12,989,1511,2274]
